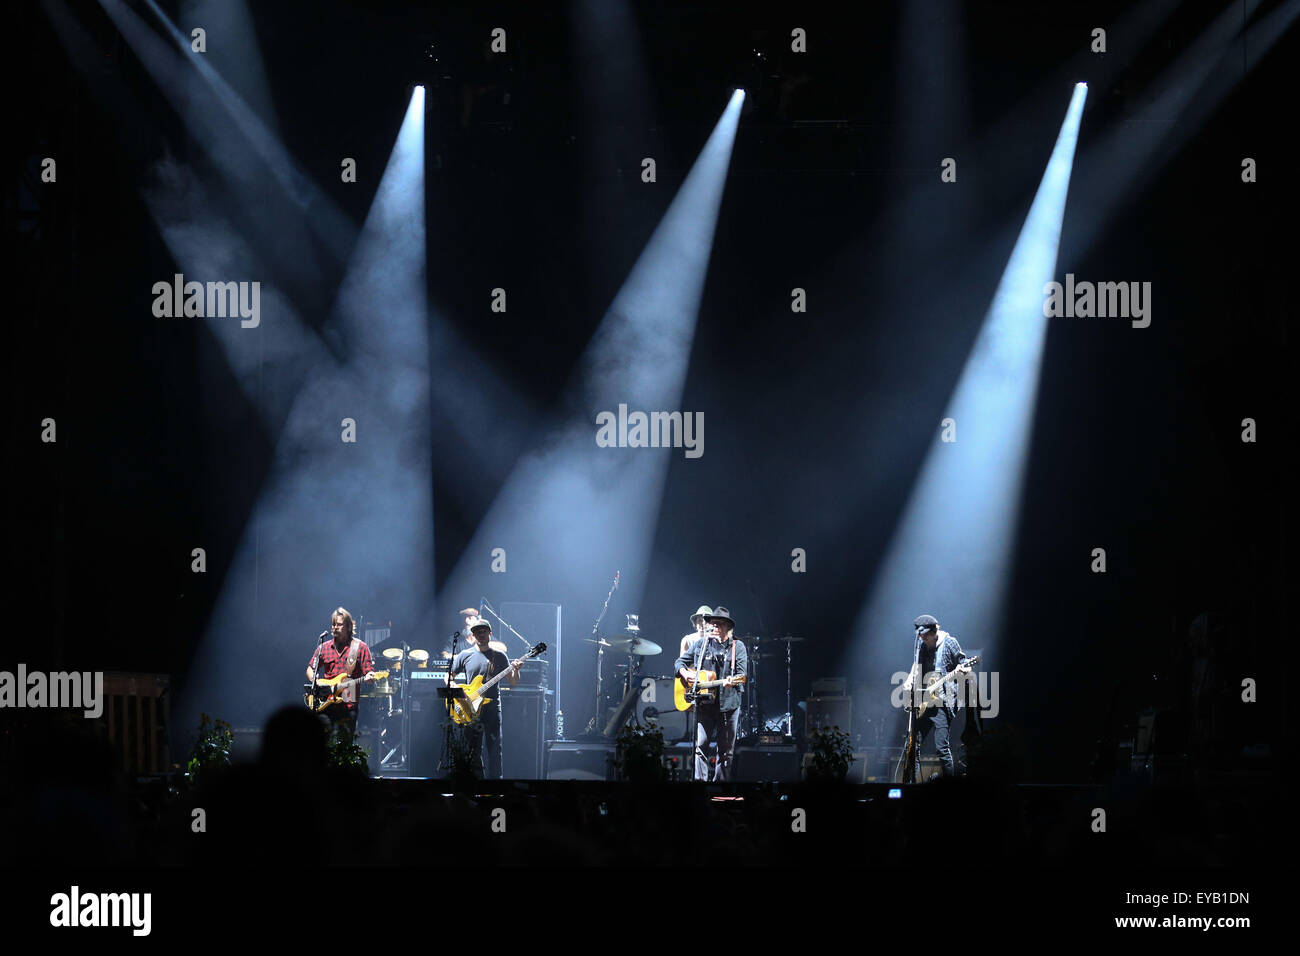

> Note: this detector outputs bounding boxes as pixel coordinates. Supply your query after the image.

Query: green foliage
[807,726,856,782]
[326,722,371,774]
[614,721,666,782]
[446,723,481,782]
[186,713,232,785]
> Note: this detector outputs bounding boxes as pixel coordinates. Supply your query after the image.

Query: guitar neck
[471,657,529,694]
[698,676,743,689]
[925,657,979,693]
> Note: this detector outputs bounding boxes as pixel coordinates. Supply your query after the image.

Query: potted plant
[185,713,233,786]
[445,723,481,785]
[806,726,856,783]
[614,722,666,783]
[326,723,371,775]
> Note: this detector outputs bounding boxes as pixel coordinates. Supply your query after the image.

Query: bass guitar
[447,643,547,725]
[304,670,390,713]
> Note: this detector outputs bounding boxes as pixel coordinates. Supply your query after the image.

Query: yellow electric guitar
[304,670,389,713]
[447,644,547,725]
[674,671,747,712]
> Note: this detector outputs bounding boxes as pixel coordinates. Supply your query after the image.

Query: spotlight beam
[848,84,1088,683]
[428,91,746,720]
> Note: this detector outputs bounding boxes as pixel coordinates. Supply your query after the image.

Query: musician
[680,605,713,658]
[453,607,482,660]
[675,606,747,782]
[901,613,969,778]
[305,607,376,734]
[448,617,520,778]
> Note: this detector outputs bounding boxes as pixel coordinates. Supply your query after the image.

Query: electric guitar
[304,670,390,713]
[674,671,747,712]
[447,643,547,725]
[906,656,979,718]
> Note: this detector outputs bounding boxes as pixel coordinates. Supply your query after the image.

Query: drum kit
[586,611,806,743]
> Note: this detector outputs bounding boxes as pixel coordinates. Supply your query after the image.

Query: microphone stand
[584,571,619,736]
[308,629,330,714]
[396,633,411,772]
[480,599,535,656]
[901,632,922,783]
[688,628,710,780]
[438,630,461,776]
[745,579,766,740]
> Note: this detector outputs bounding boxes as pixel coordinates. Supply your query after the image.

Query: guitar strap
[338,638,360,703]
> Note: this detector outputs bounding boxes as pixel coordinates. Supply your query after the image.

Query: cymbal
[584,638,613,646]
[488,640,508,654]
[770,636,805,643]
[608,636,662,656]
[381,647,405,661]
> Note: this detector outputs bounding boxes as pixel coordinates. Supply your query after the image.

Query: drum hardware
[605,635,662,656]
[583,571,620,736]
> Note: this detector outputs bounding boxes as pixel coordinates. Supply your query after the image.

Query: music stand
[437,686,469,778]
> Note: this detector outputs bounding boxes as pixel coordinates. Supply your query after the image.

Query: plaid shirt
[308,638,374,710]
[916,631,967,714]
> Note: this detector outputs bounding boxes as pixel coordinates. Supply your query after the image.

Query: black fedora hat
[707,606,737,631]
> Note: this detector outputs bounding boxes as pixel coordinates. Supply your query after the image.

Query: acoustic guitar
[674,671,747,712]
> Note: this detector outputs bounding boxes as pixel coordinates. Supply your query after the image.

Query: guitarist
[674,606,747,782]
[448,617,519,778]
[305,607,376,734]
[901,613,969,779]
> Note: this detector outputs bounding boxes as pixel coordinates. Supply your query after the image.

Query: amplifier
[407,695,443,777]
[733,745,801,783]
[913,755,946,782]
[805,696,852,743]
[802,751,875,783]
[501,687,546,779]
[408,669,450,686]
[514,660,548,688]
[545,740,614,780]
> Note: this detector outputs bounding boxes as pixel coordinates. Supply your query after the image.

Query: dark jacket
[675,636,748,712]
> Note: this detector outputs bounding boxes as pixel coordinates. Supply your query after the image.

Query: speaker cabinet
[546,741,614,780]
[805,696,852,744]
[734,745,801,782]
[501,687,546,779]
[407,695,444,777]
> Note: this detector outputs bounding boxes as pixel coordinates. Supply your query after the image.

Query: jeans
[464,704,503,779]
[694,705,740,781]
[915,706,955,778]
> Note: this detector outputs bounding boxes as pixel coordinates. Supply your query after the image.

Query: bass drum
[637,677,690,742]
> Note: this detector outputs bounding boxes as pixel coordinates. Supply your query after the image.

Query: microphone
[318,630,330,642]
